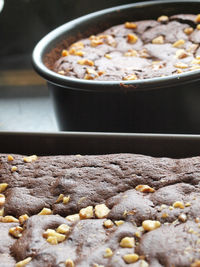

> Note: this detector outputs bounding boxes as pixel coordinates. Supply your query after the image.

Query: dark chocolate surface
[1,153,200,266]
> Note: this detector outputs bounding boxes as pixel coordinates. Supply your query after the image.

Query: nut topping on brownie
[52,14,200,81]
[1,152,200,265]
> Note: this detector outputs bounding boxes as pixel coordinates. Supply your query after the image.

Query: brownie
[1,153,200,266]
[52,13,200,81]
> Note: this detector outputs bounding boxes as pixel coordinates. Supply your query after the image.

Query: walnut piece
[16,257,32,267]
[120,237,135,248]
[123,253,139,264]
[95,204,110,219]
[142,220,161,231]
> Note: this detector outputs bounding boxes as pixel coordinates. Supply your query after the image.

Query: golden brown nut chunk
[127,33,138,44]
[123,253,139,263]
[103,219,114,228]
[135,184,155,193]
[0,183,8,193]
[9,226,23,238]
[7,155,14,161]
[19,214,29,225]
[66,214,80,222]
[173,201,184,209]
[79,206,94,219]
[142,220,161,231]
[1,215,19,223]
[104,248,113,258]
[184,27,194,35]
[16,257,32,267]
[23,155,38,163]
[65,259,75,267]
[120,237,135,248]
[124,22,137,29]
[95,204,110,218]
[157,15,169,22]
[77,59,94,66]
[152,36,164,44]
[123,74,137,81]
[38,208,52,215]
[173,39,185,48]
[195,14,200,23]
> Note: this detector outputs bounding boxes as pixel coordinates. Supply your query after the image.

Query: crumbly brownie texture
[53,14,200,81]
[1,153,200,266]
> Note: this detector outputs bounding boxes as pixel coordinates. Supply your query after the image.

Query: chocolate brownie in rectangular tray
[1,152,200,266]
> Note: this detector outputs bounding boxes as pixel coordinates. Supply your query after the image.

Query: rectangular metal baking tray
[0,131,200,158]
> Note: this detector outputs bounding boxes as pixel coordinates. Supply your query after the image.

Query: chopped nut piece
[43,229,66,243]
[63,195,70,204]
[47,235,58,245]
[104,248,113,258]
[103,219,114,228]
[0,194,5,206]
[175,49,188,59]
[66,214,80,222]
[169,206,174,210]
[195,14,200,23]
[74,50,85,57]
[191,260,200,267]
[90,37,104,47]
[16,257,32,267]
[124,49,138,57]
[123,253,139,264]
[62,50,69,57]
[38,208,52,215]
[79,206,93,219]
[174,62,188,69]
[115,220,124,226]
[125,22,137,29]
[23,155,38,163]
[8,155,14,161]
[184,27,194,35]
[95,204,110,219]
[9,226,23,238]
[157,15,169,22]
[178,213,187,222]
[11,166,17,172]
[135,185,155,193]
[56,194,64,203]
[127,33,138,44]
[98,70,105,76]
[0,183,8,193]
[78,59,94,66]
[1,215,19,223]
[152,36,164,44]
[56,224,70,234]
[142,220,161,231]
[0,208,4,216]
[173,201,184,209]
[19,214,29,225]
[123,74,137,81]
[104,54,112,59]
[65,259,75,267]
[120,237,135,248]
[173,39,185,48]
[70,41,84,50]
[58,70,65,75]
[161,212,168,219]
[140,260,149,267]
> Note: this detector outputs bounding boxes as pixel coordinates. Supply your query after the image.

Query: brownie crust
[1,153,200,266]
[53,14,200,82]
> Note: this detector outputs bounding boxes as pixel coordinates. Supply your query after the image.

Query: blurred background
[0,0,150,131]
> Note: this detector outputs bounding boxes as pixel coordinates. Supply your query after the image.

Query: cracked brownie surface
[1,153,200,266]
[53,14,200,81]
